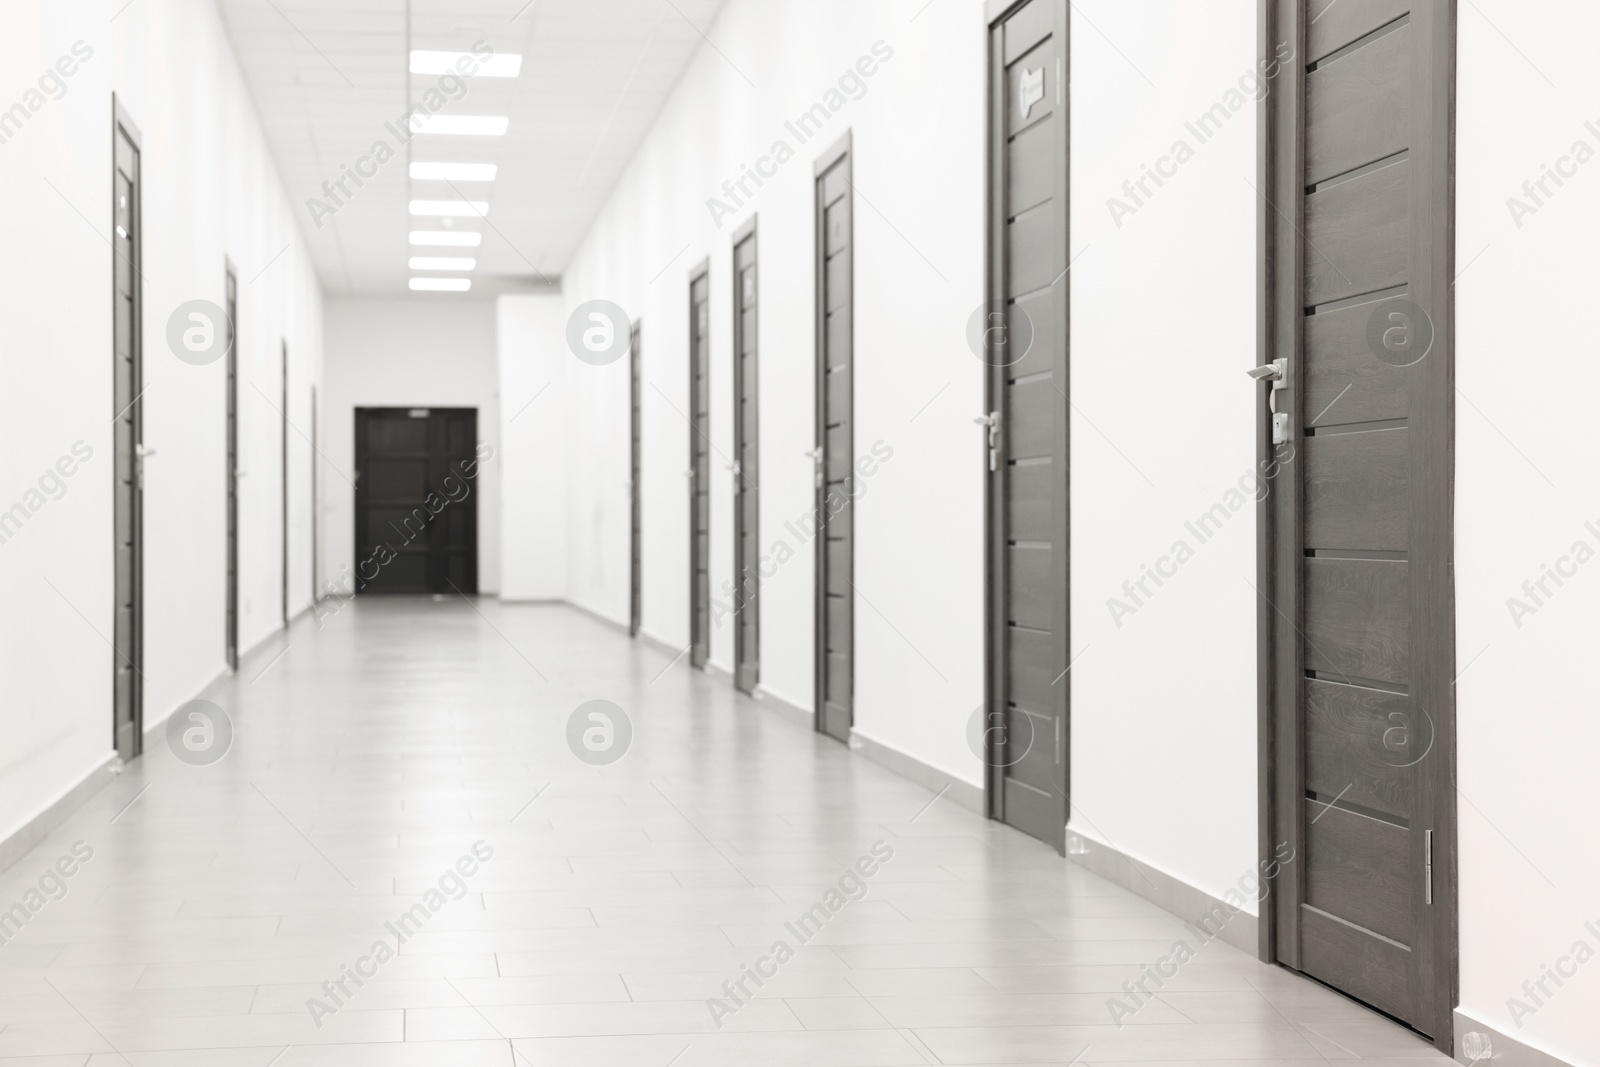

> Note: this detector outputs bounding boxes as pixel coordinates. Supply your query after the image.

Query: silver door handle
[135,444,158,457]
[975,411,999,471]
[1246,359,1287,389]
[1249,359,1290,444]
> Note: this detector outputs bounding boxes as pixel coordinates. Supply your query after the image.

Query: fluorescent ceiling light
[410,50,522,77]
[410,162,497,182]
[410,115,509,137]
[410,231,483,247]
[409,200,488,217]
[410,278,472,292]
[409,257,476,271]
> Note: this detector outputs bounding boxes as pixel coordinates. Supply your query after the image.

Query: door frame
[687,260,712,669]
[111,95,144,760]
[812,131,853,739]
[983,0,1071,850]
[732,214,760,694]
[281,339,290,626]
[1254,0,1458,1048]
[311,384,319,602]
[629,319,643,638]
[224,261,239,671]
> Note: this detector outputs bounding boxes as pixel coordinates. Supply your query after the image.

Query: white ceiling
[215,0,727,296]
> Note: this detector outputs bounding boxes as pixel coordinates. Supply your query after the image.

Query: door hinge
[1424,829,1434,905]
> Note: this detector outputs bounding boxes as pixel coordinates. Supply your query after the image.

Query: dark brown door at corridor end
[984,0,1069,852]
[1259,0,1456,1049]
[354,407,480,595]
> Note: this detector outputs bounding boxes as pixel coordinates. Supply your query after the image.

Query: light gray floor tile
[0,601,1448,1065]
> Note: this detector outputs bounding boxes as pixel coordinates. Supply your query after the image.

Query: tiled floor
[0,599,1457,1065]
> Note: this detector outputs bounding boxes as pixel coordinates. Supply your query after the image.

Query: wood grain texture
[1304,159,1410,305]
[1306,803,1413,943]
[1304,428,1410,551]
[1008,287,1058,384]
[1305,678,1414,819]
[1008,118,1055,216]
[1307,0,1410,62]
[1008,203,1059,296]
[1300,903,1417,1022]
[1007,545,1051,629]
[1304,296,1411,425]
[1006,380,1053,460]
[1007,462,1053,542]
[1306,23,1411,184]
[1304,558,1410,685]
[1006,624,1054,714]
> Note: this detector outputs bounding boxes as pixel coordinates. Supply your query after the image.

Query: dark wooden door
[733,219,760,694]
[280,340,290,626]
[1261,0,1456,1047]
[985,0,1069,851]
[688,265,712,668]
[353,408,479,595]
[629,319,643,638]
[814,135,853,744]
[225,266,239,671]
[112,101,144,761]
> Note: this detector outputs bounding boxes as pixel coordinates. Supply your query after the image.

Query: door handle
[1248,359,1290,444]
[135,444,156,489]
[806,447,823,488]
[974,411,999,472]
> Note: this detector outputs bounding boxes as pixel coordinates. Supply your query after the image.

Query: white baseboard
[847,730,985,815]
[0,754,118,876]
[751,686,813,730]
[1065,832,1259,956]
[1454,1010,1577,1067]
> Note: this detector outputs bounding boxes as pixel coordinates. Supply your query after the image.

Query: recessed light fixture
[410,50,522,78]
[409,200,488,217]
[410,231,483,247]
[410,115,509,137]
[410,278,472,292]
[410,162,497,182]
[409,257,476,271]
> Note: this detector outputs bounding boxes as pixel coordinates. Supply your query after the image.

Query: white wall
[322,298,501,595]
[497,294,570,601]
[1067,0,1262,908]
[556,0,988,784]
[1456,2,1600,1061]
[0,0,322,845]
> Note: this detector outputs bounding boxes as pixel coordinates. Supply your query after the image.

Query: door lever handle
[1247,359,1287,390]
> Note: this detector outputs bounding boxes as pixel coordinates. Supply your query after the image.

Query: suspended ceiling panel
[215,0,727,295]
